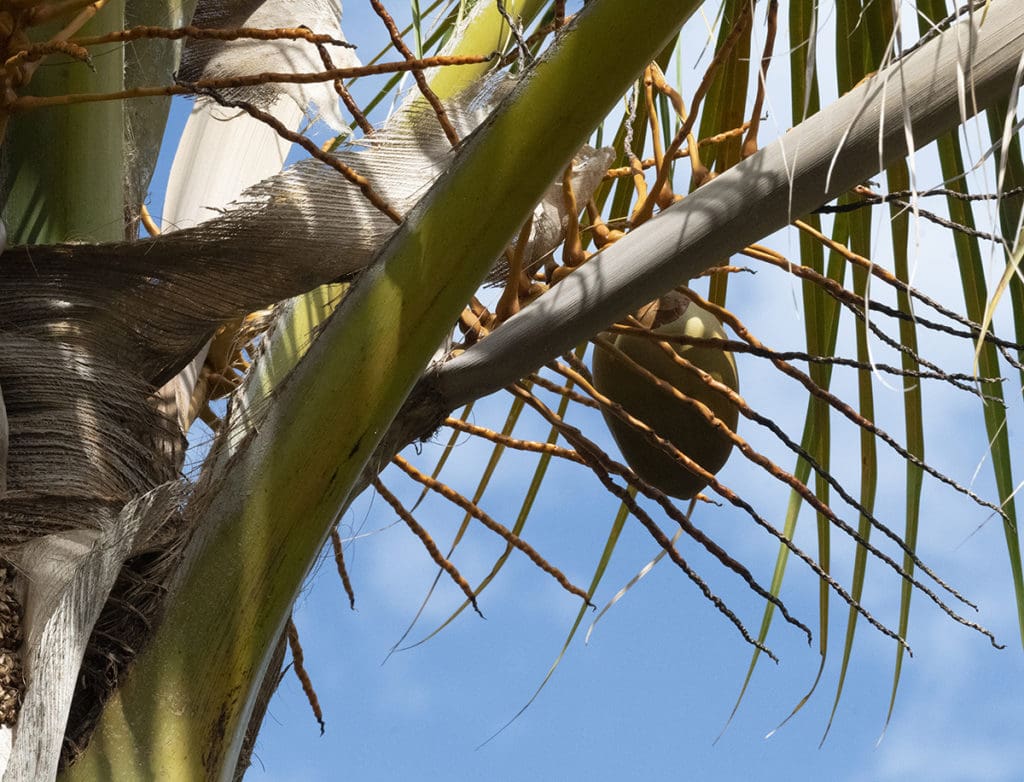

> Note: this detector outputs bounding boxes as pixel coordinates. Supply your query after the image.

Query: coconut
[592,291,739,499]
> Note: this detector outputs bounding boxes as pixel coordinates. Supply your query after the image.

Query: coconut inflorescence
[592,290,739,500]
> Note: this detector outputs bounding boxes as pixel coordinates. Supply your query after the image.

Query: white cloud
[867,722,1024,782]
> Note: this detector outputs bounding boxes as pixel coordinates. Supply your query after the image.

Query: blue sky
[146,3,1024,780]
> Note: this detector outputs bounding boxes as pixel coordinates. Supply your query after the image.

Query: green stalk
[427,0,547,99]
[63,2,704,779]
[3,2,126,244]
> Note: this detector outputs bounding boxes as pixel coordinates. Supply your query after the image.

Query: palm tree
[2,0,1024,779]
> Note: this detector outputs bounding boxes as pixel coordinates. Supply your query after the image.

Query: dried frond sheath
[174,0,356,133]
[63,487,193,766]
[189,86,402,223]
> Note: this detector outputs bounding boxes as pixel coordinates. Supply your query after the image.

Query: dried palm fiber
[0,133,612,537]
[0,207,7,501]
[1,84,611,390]
[1,2,362,769]
[0,564,22,728]
[159,0,359,431]
[60,491,192,764]
[0,63,610,770]
[179,0,353,132]
[1,69,609,530]
[5,483,188,781]
[122,0,200,238]
[0,381,7,498]
[0,332,182,544]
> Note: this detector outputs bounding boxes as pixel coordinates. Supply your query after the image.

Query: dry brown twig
[631,2,754,227]
[680,285,1009,521]
[740,0,778,159]
[329,526,356,610]
[390,454,592,606]
[6,53,494,111]
[367,0,459,145]
[373,477,485,618]
[539,356,914,653]
[506,381,792,661]
[286,618,325,735]
[314,41,373,135]
[442,417,585,464]
[602,123,751,179]
[71,23,354,47]
[588,332,991,640]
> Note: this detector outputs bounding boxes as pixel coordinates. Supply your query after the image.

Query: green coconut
[592,292,739,499]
